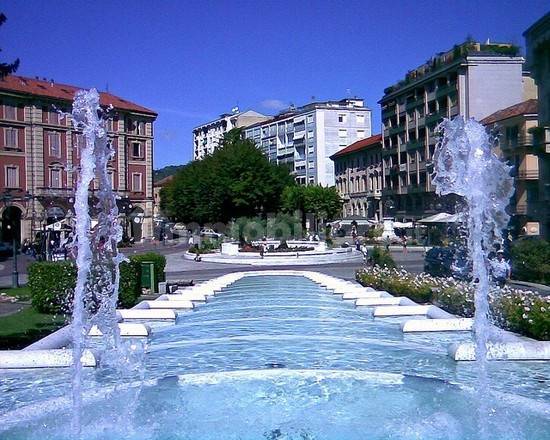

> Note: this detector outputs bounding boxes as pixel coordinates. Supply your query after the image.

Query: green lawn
[0,287,66,349]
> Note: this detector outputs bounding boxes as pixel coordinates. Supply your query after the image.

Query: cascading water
[432,116,515,437]
[69,89,125,435]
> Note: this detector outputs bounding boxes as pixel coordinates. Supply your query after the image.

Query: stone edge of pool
[0,270,548,369]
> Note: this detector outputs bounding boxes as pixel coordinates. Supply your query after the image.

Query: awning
[330,219,378,226]
[393,221,414,228]
[417,212,459,223]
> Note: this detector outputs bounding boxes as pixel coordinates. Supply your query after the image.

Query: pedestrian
[384,236,391,252]
[355,239,361,251]
[360,243,368,263]
[402,235,408,254]
[490,250,511,287]
[259,243,265,259]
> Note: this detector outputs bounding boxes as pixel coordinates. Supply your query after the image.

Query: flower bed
[356,266,549,340]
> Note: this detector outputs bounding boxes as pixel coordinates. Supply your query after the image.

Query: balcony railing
[435,82,457,98]
[425,112,443,125]
[382,108,396,119]
[389,125,405,136]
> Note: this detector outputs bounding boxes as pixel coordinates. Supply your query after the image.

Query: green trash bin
[140,261,157,293]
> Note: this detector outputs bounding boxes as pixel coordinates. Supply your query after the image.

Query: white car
[200,228,223,239]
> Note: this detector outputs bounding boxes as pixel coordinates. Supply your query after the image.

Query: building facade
[379,41,527,221]
[193,110,270,160]
[331,134,383,221]
[524,12,550,238]
[244,98,372,186]
[0,75,157,243]
[481,99,542,236]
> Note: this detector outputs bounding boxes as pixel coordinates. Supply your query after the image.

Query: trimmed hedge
[27,252,167,314]
[28,261,77,314]
[510,239,550,285]
[369,246,396,269]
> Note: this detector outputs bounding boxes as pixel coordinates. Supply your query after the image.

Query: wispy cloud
[260,99,288,111]
[155,107,214,120]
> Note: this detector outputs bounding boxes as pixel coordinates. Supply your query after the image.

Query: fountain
[432,116,515,436]
[69,89,125,435]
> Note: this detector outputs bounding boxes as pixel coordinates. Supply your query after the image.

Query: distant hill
[153,165,185,183]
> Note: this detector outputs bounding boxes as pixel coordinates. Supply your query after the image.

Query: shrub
[369,246,396,269]
[28,261,77,314]
[130,252,167,283]
[118,260,140,308]
[510,239,550,285]
[27,252,167,313]
[356,266,550,340]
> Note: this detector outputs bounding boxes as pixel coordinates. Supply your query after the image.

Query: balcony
[407,119,416,129]
[516,169,538,180]
[513,203,528,215]
[406,140,424,150]
[399,164,407,172]
[417,116,426,126]
[389,125,405,136]
[450,105,459,117]
[436,82,457,98]
[425,112,443,125]
[382,107,396,119]
[409,162,417,172]
[382,187,397,196]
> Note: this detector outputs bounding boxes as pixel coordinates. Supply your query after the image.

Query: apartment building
[331,134,383,221]
[193,110,269,160]
[244,98,372,186]
[524,12,550,238]
[481,99,541,236]
[0,75,157,243]
[379,41,527,221]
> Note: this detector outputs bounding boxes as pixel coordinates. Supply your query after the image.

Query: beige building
[331,134,383,221]
[524,12,550,238]
[481,99,541,236]
[0,75,157,243]
[193,110,270,160]
[379,41,528,221]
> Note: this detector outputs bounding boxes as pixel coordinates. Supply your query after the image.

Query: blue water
[1,275,549,439]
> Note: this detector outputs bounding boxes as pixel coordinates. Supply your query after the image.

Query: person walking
[401,235,408,254]
[490,250,511,287]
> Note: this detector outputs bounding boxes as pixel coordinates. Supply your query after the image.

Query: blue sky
[2,1,548,168]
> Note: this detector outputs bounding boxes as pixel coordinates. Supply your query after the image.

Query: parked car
[200,228,223,239]
[424,246,471,280]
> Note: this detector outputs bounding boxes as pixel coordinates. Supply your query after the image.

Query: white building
[244,99,372,186]
[193,110,269,160]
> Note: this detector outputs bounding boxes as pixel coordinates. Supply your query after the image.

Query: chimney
[50,79,54,87]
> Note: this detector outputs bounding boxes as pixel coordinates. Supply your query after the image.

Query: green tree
[281,185,342,232]
[161,129,295,224]
[0,13,19,79]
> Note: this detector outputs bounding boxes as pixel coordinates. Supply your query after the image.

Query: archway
[129,206,144,242]
[2,206,22,244]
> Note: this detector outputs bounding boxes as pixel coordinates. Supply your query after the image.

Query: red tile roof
[481,99,538,125]
[330,134,382,160]
[0,75,157,116]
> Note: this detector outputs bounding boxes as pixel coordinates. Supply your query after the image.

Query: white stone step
[342,291,383,300]
[0,349,96,369]
[117,309,176,321]
[373,305,431,317]
[144,300,194,309]
[401,318,473,333]
[450,341,550,361]
[89,323,150,337]
[168,292,207,301]
[356,297,404,307]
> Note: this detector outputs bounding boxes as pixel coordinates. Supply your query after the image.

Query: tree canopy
[281,184,342,228]
[161,129,296,224]
[0,13,19,79]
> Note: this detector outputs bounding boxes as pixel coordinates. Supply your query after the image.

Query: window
[107,171,115,189]
[356,114,365,124]
[132,173,142,192]
[308,160,315,169]
[137,121,146,135]
[338,129,347,138]
[132,142,142,158]
[307,130,314,139]
[308,176,315,184]
[49,132,61,157]
[50,168,62,188]
[338,114,347,123]
[5,166,18,188]
[357,129,365,139]
[75,134,85,148]
[307,114,314,123]
[5,128,18,148]
[4,104,16,120]
[49,110,59,125]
